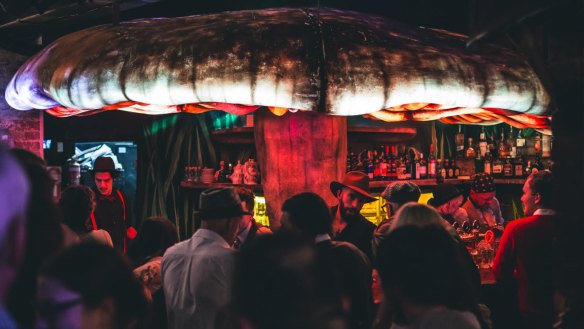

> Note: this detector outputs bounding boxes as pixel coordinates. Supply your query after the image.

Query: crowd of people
[0,146,558,329]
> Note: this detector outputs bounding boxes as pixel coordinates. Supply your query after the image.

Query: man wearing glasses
[456,173,505,230]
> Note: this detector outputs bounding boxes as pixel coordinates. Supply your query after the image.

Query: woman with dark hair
[36,243,148,329]
[127,217,178,329]
[59,185,113,247]
[377,226,487,329]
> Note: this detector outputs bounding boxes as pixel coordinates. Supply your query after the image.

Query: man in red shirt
[493,171,556,329]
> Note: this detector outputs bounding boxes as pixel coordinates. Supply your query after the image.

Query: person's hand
[127,226,137,239]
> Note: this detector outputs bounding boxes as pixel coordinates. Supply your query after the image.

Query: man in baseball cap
[372,182,421,258]
[330,171,377,260]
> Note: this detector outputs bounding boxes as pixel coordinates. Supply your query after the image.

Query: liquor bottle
[492,156,503,177]
[428,144,437,178]
[465,137,476,159]
[507,126,517,158]
[523,160,533,177]
[419,153,428,179]
[438,159,446,180]
[488,132,496,158]
[379,154,388,179]
[532,154,542,174]
[397,156,407,180]
[516,129,526,157]
[447,159,455,179]
[452,159,460,178]
[388,146,397,180]
[367,151,374,179]
[503,158,514,177]
[479,127,488,159]
[534,133,542,155]
[542,134,552,158]
[444,159,451,179]
[498,129,508,159]
[483,153,492,175]
[455,125,465,158]
[514,156,524,178]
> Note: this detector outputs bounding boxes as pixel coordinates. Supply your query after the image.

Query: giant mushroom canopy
[5,8,552,226]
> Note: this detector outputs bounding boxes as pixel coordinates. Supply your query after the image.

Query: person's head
[235,187,255,231]
[377,226,479,325]
[469,173,496,208]
[390,202,445,231]
[429,183,464,217]
[522,170,554,217]
[381,182,421,219]
[330,171,376,219]
[0,148,30,301]
[126,216,177,266]
[196,187,249,245]
[59,185,95,235]
[92,157,119,196]
[233,233,346,329]
[281,192,332,238]
[37,243,148,329]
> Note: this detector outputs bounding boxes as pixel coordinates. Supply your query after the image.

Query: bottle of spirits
[465,137,476,159]
[483,153,492,175]
[503,158,514,177]
[455,125,465,158]
[388,146,397,180]
[516,129,526,157]
[397,156,407,180]
[508,126,517,158]
[492,157,504,177]
[367,150,374,179]
[488,133,496,158]
[452,159,460,178]
[524,160,533,176]
[498,129,508,159]
[428,144,437,178]
[542,134,552,158]
[534,133,542,155]
[514,156,524,178]
[532,154,542,174]
[444,159,451,179]
[479,127,488,159]
[438,159,446,180]
[447,159,455,179]
[419,153,428,179]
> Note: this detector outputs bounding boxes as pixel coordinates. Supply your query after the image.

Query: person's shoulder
[357,214,376,229]
[254,221,272,235]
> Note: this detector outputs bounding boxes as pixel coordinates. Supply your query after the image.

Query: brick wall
[0,48,43,158]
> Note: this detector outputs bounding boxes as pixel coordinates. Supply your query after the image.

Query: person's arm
[492,222,516,283]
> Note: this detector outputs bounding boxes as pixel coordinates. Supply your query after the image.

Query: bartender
[90,156,134,252]
[455,173,504,230]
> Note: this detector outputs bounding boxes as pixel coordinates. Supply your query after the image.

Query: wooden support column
[254,108,347,230]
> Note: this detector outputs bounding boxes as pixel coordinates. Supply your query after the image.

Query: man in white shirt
[162,187,248,329]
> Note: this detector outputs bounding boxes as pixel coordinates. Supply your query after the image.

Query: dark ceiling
[0,0,471,55]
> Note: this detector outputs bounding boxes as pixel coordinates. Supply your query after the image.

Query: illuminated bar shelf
[181,178,525,192]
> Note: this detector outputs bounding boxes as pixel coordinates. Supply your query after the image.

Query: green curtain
[136,113,217,240]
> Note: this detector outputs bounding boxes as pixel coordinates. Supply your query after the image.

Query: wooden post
[254,108,347,230]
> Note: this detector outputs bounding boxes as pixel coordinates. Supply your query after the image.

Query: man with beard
[330,171,377,260]
[455,173,504,230]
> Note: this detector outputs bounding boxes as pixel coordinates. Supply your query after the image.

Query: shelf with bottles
[347,123,553,183]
